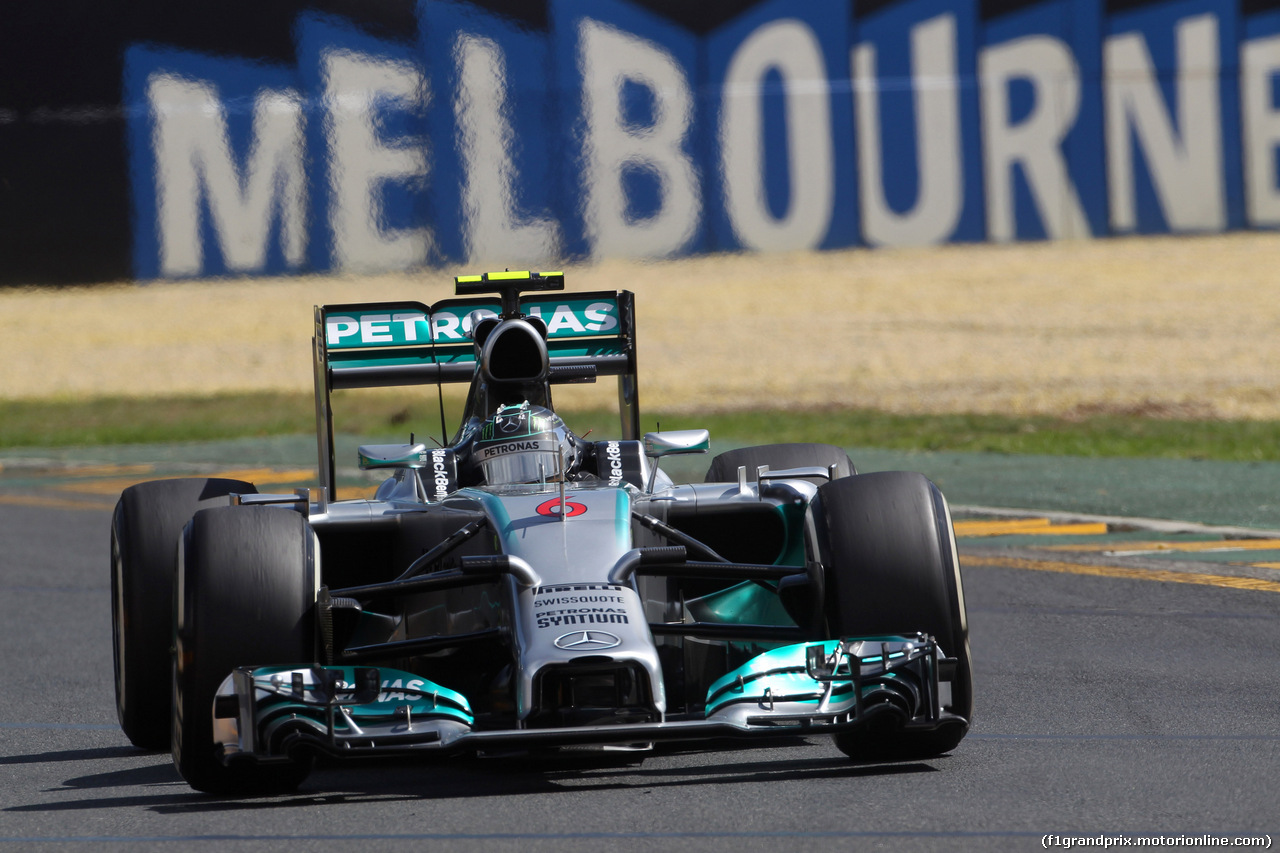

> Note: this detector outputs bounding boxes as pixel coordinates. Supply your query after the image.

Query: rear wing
[311,289,638,496]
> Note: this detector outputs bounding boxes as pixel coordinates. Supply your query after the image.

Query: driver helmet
[474,402,581,485]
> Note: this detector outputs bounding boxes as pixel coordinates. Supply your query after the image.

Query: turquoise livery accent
[704,638,941,719]
[705,641,838,716]
[685,580,796,627]
[248,665,474,728]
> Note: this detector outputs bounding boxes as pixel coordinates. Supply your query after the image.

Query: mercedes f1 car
[110,271,971,794]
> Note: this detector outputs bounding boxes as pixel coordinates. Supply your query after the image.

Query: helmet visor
[478,440,565,485]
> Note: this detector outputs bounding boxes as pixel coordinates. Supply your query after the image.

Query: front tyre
[173,506,317,795]
[111,477,257,750]
[809,471,972,761]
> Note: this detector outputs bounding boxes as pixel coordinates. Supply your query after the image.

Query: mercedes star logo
[554,630,622,651]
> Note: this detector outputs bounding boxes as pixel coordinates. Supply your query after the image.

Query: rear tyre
[705,443,856,485]
[111,477,257,750]
[173,506,317,795]
[808,471,972,761]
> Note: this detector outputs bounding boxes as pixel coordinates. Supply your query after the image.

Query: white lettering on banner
[323,49,430,271]
[453,34,560,266]
[578,18,700,259]
[527,304,618,334]
[1242,34,1280,226]
[855,14,964,247]
[431,312,465,341]
[327,313,425,345]
[149,75,306,276]
[583,302,618,333]
[359,313,393,343]
[393,312,425,341]
[326,316,359,345]
[137,7,1269,279]
[1105,14,1224,232]
[980,35,1091,240]
[720,19,834,251]
[546,306,587,334]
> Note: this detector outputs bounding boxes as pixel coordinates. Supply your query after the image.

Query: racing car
[110,270,971,794]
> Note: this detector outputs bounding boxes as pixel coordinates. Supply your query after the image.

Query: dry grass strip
[6,232,1280,418]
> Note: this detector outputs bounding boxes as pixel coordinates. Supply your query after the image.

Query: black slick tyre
[705,443,856,485]
[111,477,257,750]
[808,471,972,761]
[173,506,317,795]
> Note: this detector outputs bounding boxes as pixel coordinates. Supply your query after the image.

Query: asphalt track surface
[2,486,1279,852]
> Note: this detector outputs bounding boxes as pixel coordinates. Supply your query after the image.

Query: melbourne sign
[125,0,1280,279]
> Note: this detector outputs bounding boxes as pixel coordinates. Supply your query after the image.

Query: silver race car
[111,271,971,794]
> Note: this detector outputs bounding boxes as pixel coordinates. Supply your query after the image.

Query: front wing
[211,635,966,765]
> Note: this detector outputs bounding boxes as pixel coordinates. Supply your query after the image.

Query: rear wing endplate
[311,289,638,497]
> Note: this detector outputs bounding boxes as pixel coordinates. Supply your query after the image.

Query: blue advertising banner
[1104,0,1242,234]
[295,14,431,273]
[853,0,986,246]
[124,47,306,279]
[705,0,857,252]
[417,1,562,267]
[978,0,1106,241]
[548,0,703,261]
[4,0,1278,283]
[1242,2,1280,227]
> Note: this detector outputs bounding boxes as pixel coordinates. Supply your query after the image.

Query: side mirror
[641,430,709,494]
[358,443,430,470]
[642,429,710,458]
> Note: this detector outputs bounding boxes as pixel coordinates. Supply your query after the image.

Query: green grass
[3,392,1280,461]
